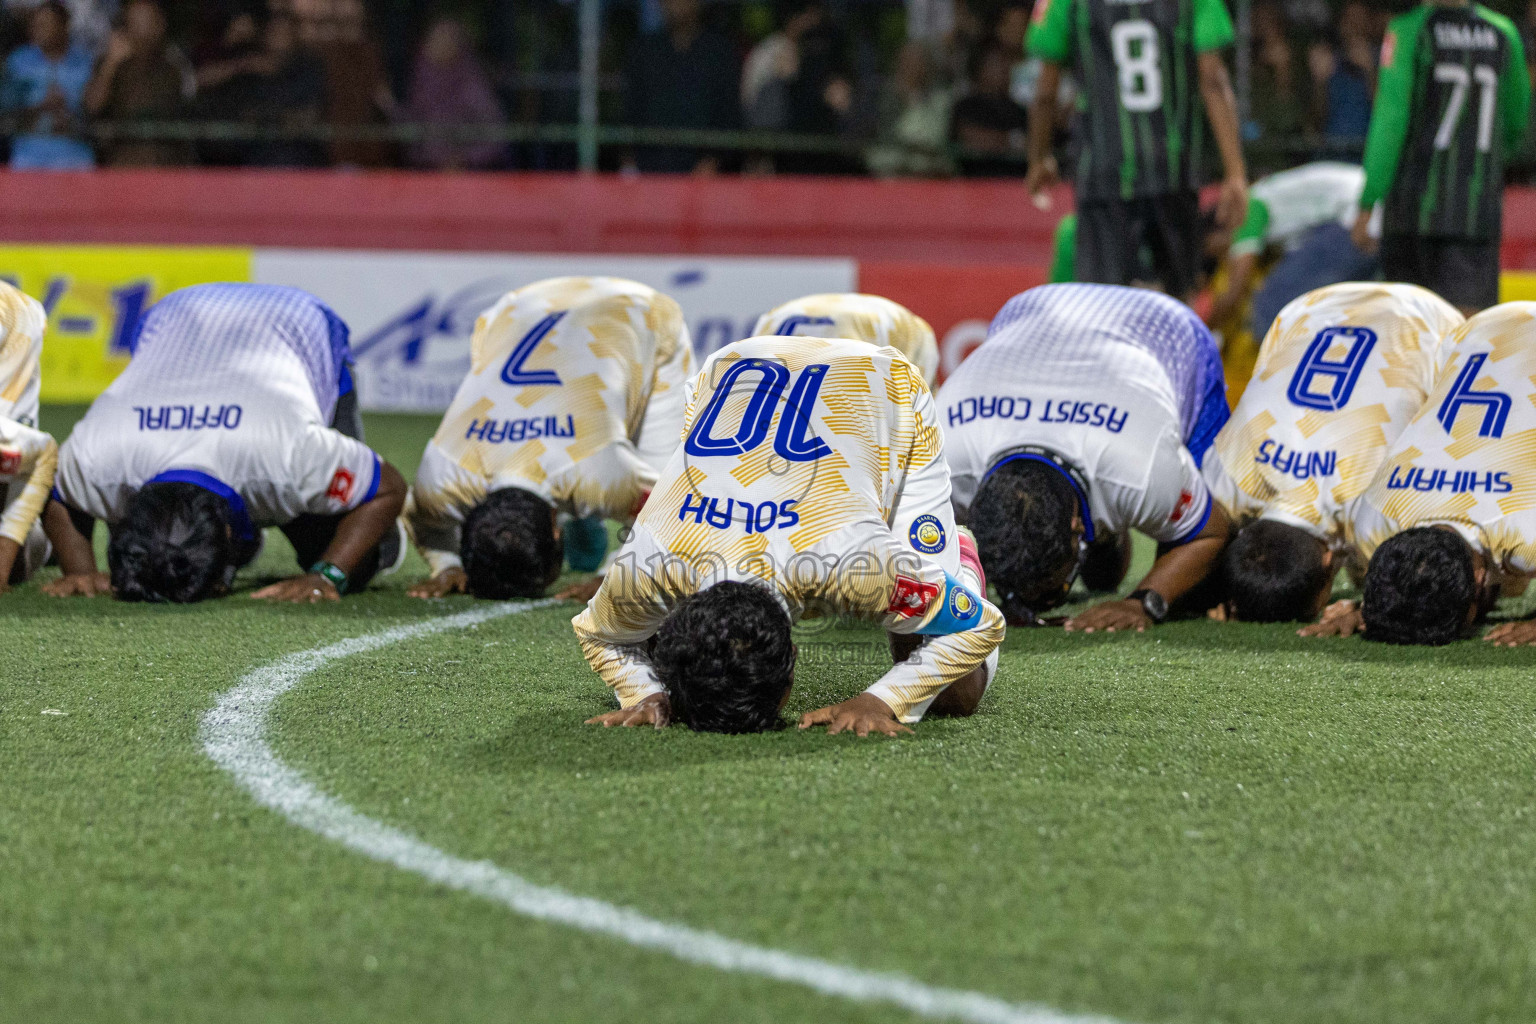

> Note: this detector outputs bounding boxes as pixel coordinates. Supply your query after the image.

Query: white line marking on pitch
[200,602,1130,1024]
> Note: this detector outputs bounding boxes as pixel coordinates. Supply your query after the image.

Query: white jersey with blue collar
[54,284,380,531]
[938,283,1227,544]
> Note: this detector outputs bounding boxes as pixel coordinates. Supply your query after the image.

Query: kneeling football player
[1203,282,1462,623]
[0,280,57,593]
[752,293,940,386]
[1307,302,1536,645]
[44,283,406,603]
[573,334,1003,736]
[937,283,1232,632]
[405,277,693,600]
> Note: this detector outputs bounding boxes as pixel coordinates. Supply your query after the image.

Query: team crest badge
[948,585,978,623]
[909,514,946,553]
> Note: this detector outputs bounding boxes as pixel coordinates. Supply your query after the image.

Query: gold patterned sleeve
[0,420,57,546]
[570,554,670,707]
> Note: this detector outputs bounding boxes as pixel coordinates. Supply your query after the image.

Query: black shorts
[1075,191,1201,299]
[1379,235,1500,312]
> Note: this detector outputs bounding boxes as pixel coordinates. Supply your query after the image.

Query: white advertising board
[253,249,857,412]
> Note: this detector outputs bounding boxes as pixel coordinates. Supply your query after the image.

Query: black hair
[1361,526,1477,645]
[1222,519,1332,622]
[652,581,795,734]
[108,482,236,603]
[968,458,1079,621]
[460,487,562,599]
[34,1,69,25]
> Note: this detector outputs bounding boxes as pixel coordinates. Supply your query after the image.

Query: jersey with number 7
[1361,3,1529,241]
[1027,0,1234,201]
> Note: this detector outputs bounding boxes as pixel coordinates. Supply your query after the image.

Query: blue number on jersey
[1437,352,1511,438]
[772,314,835,336]
[685,359,832,461]
[1286,326,1377,412]
[500,311,567,387]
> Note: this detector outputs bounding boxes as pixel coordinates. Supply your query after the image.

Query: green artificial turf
[6,405,1536,1024]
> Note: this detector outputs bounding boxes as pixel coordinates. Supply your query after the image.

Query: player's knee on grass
[969,459,1079,623]
[108,482,238,603]
[653,581,795,734]
[460,487,563,599]
[1362,528,1478,645]
[1222,519,1333,623]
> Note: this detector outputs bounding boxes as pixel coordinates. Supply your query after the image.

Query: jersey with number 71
[1202,283,1463,553]
[1026,0,1234,202]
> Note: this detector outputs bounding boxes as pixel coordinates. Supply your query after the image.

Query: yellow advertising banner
[0,245,252,402]
[1500,272,1536,303]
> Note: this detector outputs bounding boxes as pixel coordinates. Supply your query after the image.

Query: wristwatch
[1127,588,1168,624]
[310,560,349,595]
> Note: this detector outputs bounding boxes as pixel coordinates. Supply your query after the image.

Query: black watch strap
[1128,588,1168,623]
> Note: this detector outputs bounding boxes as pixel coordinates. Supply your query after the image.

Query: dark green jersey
[1027,0,1234,202]
[1361,3,1530,240]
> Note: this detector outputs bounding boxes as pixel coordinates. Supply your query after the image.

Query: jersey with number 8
[1203,283,1463,550]
[1027,0,1234,201]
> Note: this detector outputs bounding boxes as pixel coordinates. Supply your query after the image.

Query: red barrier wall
[4,168,1534,265]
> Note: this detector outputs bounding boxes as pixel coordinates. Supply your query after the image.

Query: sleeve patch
[888,574,940,618]
[326,467,357,504]
[0,447,19,475]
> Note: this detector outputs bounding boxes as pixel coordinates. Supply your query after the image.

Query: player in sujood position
[405,277,693,601]
[1352,0,1529,316]
[0,281,57,593]
[1305,303,1536,645]
[573,335,1003,736]
[44,283,407,603]
[752,293,940,386]
[1203,282,1464,623]
[938,283,1231,632]
[1024,0,1248,299]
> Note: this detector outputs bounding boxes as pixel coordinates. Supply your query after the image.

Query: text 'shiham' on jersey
[1204,283,1464,552]
[1361,3,1529,240]
[938,283,1227,545]
[1348,303,1536,575]
[53,284,383,533]
[0,280,56,569]
[1026,0,1234,201]
[571,335,1004,724]
[752,293,940,387]
[406,277,694,576]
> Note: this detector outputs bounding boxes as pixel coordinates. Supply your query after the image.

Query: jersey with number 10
[1362,3,1529,240]
[1027,0,1234,201]
[1203,283,1463,548]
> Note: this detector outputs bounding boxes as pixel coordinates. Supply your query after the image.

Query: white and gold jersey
[1349,303,1536,574]
[752,293,940,386]
[0,281,54,565]
[571,336,1004,724]
[408,277,694,573]
[1204,283,1463,549]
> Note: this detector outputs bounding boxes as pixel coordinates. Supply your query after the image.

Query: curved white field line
[201,601,1129,1024]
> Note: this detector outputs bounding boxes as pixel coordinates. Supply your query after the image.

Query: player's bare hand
[1298,599,1363,638]
[586,692,671,729]
[1216,176,1249,231]
[1485,621,1536,647]
[799,692,911,737]
[408,567,468,599]
[556,576,604,603]
[1025,155,1059,205]
[1351,209,1377,255]
[1065,598,1151,634]
[43,572,113,598]
[252,573,340,604]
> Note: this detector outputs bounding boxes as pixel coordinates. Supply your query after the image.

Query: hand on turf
[42,572,113,598]
[799,692,911,737]
[408,567,468,599]
[251,573,340,604]
[555,576,604,604]
[1485,621,1536,647]
[1298,599,1363,638]
[585,692,671,729]
[1064,598,1151,634]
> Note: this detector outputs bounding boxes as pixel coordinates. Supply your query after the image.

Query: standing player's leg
[1142,190,1202,302]
[1075,198,1139,287]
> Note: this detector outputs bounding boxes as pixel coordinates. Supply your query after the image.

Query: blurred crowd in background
[1,0,1533,176]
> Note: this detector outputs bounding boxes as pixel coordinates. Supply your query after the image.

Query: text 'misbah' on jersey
[937,283,1225,545]
[1348,302,1536,574]
[1204,282,1464,549]
[751,293,940,386]
[54,283,380,530]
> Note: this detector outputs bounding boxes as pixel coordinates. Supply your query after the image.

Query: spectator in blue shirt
[2,1,95,169]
